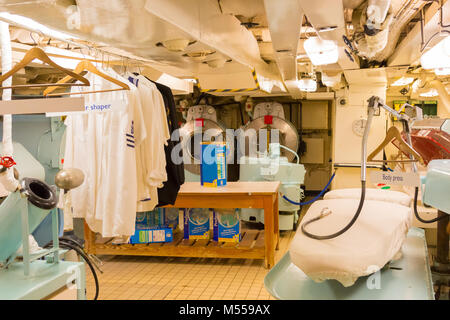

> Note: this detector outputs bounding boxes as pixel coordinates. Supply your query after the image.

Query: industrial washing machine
[179,104,231,182]
[239,102,306,231]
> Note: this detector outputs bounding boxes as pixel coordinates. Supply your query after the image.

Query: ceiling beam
[263,0,303,97]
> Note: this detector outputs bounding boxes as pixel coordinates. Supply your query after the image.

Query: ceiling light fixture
[303,37,339,66]
[321,72,341,87]
[298,78,317,92]
[206,58,227,68]
[161,39,191,52]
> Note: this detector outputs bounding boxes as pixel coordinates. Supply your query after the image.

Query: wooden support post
[264,196,275,268]
[274,194,279,250]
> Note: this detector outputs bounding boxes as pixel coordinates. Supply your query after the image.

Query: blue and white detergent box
[183,208,211,240]
[213,209,241,243]
[200,142,227,187]
[129,209,173,244]
[129,228,173,244]
[135,208,165,229]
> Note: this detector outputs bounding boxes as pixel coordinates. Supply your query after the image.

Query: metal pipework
[55,168,85,192]
[362,96,382,181]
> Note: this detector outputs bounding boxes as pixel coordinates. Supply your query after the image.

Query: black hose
[413,187,448,223]
[301,181,367,240]
[58,236,84,249]
[45,239,99,300]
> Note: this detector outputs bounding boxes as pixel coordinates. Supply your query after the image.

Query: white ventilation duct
[354,0,425,62]
[263,0,303,96]
[367,0,391,27]
[353,0,393,59]
[388,1,449,67]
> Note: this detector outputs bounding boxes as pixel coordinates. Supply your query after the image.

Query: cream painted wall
[332,85,387,189]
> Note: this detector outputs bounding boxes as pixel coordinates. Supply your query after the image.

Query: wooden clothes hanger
[0,47,90,89]
[43,60,130,96]
[367,126,424,165]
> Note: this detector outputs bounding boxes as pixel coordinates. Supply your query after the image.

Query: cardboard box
[200,142,227,187]
[130,208,173,243]
[164,207,180,229]
[129,228,173,244]
[135,209,164,229]
[184,208,211,240]
[213,209,241,243]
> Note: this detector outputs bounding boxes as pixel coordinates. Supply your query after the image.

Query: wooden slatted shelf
[84,182,280,268]
[91,229,265,260]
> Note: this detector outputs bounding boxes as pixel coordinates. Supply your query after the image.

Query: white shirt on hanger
[63,68,146,237]
[127,73,170,212]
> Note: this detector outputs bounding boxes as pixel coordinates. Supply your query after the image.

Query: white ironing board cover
[290,199,412,287]
[324,188,412,207]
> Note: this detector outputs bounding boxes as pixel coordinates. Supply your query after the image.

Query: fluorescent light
[0,12,77,40]
[420,36,450,69]
[419,88,438,97]
[434,67,450,76]
[391,77,414,87]
[303,37,339,66]
[298,78,317,92]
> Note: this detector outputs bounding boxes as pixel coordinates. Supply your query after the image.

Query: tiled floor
[85,228,297,300]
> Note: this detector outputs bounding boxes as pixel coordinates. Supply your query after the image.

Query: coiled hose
[45,237,99,300]
[301,181,366,240]
[281,172,367,240]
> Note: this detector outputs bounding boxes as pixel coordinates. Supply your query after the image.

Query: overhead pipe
[356,0,425,62]
[388,0,449,67]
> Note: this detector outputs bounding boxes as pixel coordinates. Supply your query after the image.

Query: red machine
[392,119,450,165]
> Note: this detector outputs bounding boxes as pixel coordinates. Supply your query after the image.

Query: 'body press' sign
[370,171,420,187]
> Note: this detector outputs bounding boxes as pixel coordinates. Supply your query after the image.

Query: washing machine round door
[179,119,226,175]
[243,116,299,162]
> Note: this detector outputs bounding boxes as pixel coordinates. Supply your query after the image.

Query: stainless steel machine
[239,102,306,231]
[180,104,229,182]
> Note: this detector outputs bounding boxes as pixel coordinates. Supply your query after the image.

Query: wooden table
[84,181,280,268]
